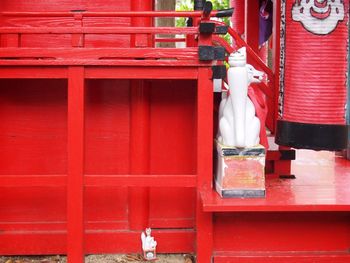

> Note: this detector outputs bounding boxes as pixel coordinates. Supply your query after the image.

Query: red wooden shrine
[0,0,349,262]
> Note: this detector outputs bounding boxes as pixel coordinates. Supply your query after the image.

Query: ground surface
[0,254,193,263]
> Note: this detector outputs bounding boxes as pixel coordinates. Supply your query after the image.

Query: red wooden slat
[0,67,67,78]
[1,11,204,18]
[196,67,214,262]
[0,230,195,255]
[67,66,85,263]
[86,174,197,187]
[201,187,350,212]
[0,175,66,187]
[85,67,199,79]
[0,59,207,67]
[0,26,197,35]
[214,252,350,263]
[0,174,196,187]
[0,48,198,60]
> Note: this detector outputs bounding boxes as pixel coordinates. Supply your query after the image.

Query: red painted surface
[230,0,245,36]
[282,0,348,124]
[0,1,349,263]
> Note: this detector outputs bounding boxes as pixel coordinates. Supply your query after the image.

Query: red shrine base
[1,145,350,261]
[202,150,350,262]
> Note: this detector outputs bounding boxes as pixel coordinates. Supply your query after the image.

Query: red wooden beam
[0,174,197,187]
[0,26,197,35]
[67,66,85,263]
[214,252,350,263]
[196,67,214,263]
[85,67,199,79]
[0,60,207,67]
[86,174,197,187]
[0,48,198,60]
[0,10,222,18]
[0,67,67,78]
[127,0,153,232]
[201,188,350,212]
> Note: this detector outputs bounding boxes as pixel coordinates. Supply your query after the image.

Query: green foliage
[176,0,231,43]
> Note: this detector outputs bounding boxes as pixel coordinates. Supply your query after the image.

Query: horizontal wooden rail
[0,174,197,187]
[86,174,197,187]
[0,66,201,79]
[0,229,195,254]
[0,59,207,67]
[1,10,218,18]
[0,26,197,35]
[214,252,350,263]
[0,48,198,60]
[155,38,186,43]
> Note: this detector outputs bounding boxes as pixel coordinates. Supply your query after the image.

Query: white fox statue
[217,47,264,148]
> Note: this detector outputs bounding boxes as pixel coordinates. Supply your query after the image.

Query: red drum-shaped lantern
[276,0,349,150]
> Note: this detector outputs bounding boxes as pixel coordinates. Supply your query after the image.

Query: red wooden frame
[0,3,349,263]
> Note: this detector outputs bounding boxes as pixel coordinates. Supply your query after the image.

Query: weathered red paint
[0,1,349,263]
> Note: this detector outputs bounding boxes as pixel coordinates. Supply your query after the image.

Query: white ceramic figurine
[217,47,263,148]
[141,228,157,261]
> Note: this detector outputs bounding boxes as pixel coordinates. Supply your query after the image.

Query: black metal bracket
[215,25,229,35]
[212,65,227,79]
[279,150,296,161]
[199,22,216,34]
[214,46,226,60]
[199,46,226,61]
[199,46,214,61]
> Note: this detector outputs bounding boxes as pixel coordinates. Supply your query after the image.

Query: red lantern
[276,0,349,150]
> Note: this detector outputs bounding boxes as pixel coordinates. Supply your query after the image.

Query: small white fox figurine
[141,228,157,261]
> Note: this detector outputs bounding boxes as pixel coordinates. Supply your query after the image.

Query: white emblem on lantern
[292,0,345,35]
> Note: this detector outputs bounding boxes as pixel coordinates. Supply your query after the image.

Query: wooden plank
[0,47,198,60]
[85,67,199,79]
[196,67,214,263]
[201,184,350,212]
[0,230,195,255]
[0,221,128,232]
[0,174,196,187]
[67,66,85,263]
[1,11,204,18]
[128,79,150,231]
[0,175,66,187]
[0,67,67,78]
[214,251,350,263]
[0,34,19,47]
[86,174,197,187]
[0,26,197,35]
[0,59,208,67]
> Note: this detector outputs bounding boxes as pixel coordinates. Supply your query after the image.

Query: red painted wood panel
[0,79,67,174]
[148,80,197,228]
[213,212,350,252]
[0,78,198,253]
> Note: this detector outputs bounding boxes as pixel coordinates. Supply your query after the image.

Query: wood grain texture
[67,66,85,263]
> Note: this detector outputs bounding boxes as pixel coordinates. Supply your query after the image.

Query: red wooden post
[196,67,214,263]
[245,0,260,54]
[129,80,151,230]
[128,0,153,231]
[67,66,85,263]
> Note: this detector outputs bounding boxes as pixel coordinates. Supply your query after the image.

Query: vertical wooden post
[67,66,85,263]
[129,80,150,230]
[196,67,213,263]
[128,0,153,231]
[245,0,260,54]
